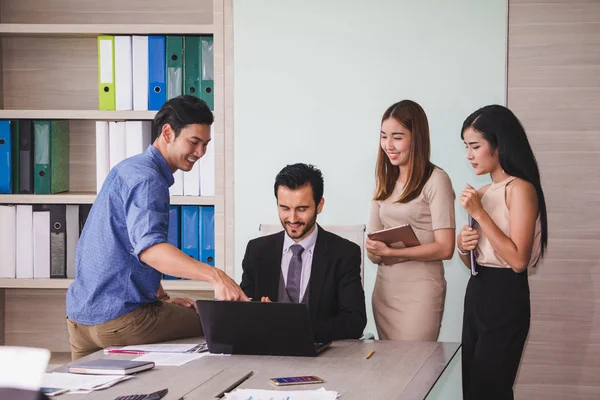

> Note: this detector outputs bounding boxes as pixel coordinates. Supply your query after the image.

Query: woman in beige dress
[366,100,456,341]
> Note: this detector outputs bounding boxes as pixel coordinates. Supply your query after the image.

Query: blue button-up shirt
[66,145,174,325]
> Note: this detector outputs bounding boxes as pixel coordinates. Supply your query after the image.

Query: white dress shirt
[281,224,319,301]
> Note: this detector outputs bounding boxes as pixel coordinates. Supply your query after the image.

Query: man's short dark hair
[274,163,324,204]
[152,95,214,140]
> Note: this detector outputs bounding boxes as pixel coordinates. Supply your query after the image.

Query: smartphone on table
[269,376,324,386]
[40,387,69,397]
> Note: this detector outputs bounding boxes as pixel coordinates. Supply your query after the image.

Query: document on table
[132,352,209,366]
[41,373,133,393]
[223,387,338,400]
[0,346,50,391]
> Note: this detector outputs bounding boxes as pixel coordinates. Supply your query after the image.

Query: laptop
[196,300,332,357]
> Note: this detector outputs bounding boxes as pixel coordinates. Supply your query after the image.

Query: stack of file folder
[164,205,215,279]
[0,204,216,280]
[98,35,214,111]
[0,204,91,279]
[0,120,69,195]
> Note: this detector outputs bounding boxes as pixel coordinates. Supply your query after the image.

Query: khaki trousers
[66,301,203,360]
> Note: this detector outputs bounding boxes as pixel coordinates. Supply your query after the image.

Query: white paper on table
[132,352,209,366]
[117,343,206,353]
[224,387,338,400]
[41,373,133,391]
[0,346,50,391]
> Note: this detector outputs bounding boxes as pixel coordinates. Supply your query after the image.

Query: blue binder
[181,206,199,261]
[164,206,181,280]
[199,206,215,266]
[0,121,12,193]
[148,36,166,110]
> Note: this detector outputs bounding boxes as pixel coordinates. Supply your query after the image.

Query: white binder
[132,36,149,111]
[115,36,133,110]
[0,205,16,278]
[16,205,34,278]
[95,121,110,193]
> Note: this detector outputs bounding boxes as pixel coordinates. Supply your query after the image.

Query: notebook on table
[67,359,155,375]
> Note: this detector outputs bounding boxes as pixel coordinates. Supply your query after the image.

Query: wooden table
[54,339,460,400]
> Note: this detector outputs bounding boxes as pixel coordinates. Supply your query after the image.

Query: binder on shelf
[183,159,200,196]
[181,206,199,261]
[148,36,166,110]
[166,36,183,100]
[96,121,110,193]
[66,205,79,279]
[200,35,214,110]
[16,120,34,194]
[0,121,12,194]
[16,205,34,279]
[199,206,215,266]
[50,120,70,194]
[109,121,126,170]
[0,205,16,278]
[78,204,93,235]
[115,35,133,111]
[183,36,200,99]
[132,36,149,111]
[164,205,181,280]
[170,169,184,196]
[10,120,19,194]
[199,139,214,196]
[125,121,152,158]
[98,35,116,111]
[32,207,51,279]
[33,121,51,194]
[49,205,67,279]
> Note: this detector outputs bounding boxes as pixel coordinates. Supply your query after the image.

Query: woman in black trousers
[456,105,548,400]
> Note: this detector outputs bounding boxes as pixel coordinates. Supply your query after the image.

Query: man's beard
[281,214,317,240]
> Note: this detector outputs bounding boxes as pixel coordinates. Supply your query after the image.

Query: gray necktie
[286,244,305,303]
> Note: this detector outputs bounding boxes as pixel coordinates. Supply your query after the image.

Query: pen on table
[104,349,146,355]
[215,370,254,399]
[365,350,375,359]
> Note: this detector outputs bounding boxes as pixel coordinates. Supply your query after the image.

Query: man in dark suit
[240,163,367,343]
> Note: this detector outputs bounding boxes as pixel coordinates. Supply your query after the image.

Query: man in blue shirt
[66,95,247,359]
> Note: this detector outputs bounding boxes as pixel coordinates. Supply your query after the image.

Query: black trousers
[462,265,530,400]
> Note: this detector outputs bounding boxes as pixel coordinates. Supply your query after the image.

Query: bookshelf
[0,110,156,120]
[0,23,216,37]
[0,0,233,352]
[0,193,218,205]
[0,278,213,291]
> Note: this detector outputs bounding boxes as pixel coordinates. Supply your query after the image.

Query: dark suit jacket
[240,225,367,343]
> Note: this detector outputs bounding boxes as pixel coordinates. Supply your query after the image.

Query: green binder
[183,36,201,100]
[10,120,18,194]
[34,120,69,194]
[50,120,69,194]
[200,35,214,110]
[166,36,183,100]
[34,121,51,194]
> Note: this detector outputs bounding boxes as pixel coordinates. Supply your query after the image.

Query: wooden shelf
[0,278,213,291]
[0,23,215,37]
[0,193,216,205]
[0,110,157,121]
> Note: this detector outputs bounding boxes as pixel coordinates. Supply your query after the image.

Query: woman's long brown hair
[374,100,434,203]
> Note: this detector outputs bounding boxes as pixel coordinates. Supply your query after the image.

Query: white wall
[233,0,506,396]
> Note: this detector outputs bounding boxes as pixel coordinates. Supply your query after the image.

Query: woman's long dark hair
[461,105,548,256]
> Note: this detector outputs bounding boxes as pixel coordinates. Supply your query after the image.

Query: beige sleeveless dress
[368,168,456,341]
